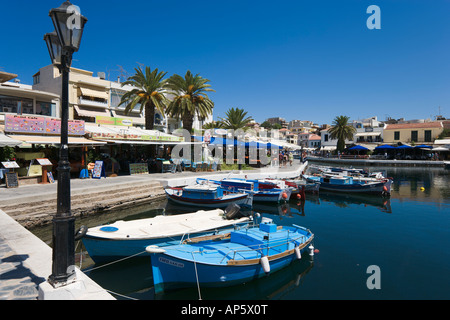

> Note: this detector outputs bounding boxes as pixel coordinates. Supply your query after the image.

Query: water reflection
[311,192,392,214]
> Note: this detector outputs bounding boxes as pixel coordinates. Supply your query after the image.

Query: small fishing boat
[287,179,320,194]
[302,173,392,196]
[80,206,250,263]
[200,178,292,203]
[265,178,319,199]
[146,218,314,293]
[165,184,253,208]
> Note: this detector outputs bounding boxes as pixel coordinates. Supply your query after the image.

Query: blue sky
[1,0,449,125]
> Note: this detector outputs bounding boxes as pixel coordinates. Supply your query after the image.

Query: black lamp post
[44,1,87,287]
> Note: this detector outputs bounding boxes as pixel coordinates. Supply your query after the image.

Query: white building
[32,65,212,134]
[1,71,60,119]
[351,116,384,145]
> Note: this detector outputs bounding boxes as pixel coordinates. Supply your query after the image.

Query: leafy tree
[166,71,215,133]
[218,107,254,131]
[260,121,272,129]
[328,115,356,151]
[119,66,169,130]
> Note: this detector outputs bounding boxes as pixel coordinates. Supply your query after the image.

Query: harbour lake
[31,165,450,300]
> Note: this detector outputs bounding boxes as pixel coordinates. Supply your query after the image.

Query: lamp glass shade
[44,32,62,66]
[49,1,87,52]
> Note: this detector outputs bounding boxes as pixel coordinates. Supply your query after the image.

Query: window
[33,74,40,85]
[324,134,329,142]
[424,130,432,142]
[411,131,418,142]
[0,95,33,114]
[394,131,400,140]
[36,101,55,117]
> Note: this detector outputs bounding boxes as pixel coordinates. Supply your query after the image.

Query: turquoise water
[80,166,450,300]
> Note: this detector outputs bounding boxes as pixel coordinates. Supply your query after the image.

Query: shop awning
[0,133,22,147]
[7,135,106,146]
[86,125,188,144]
[99,139,199,145]
[355,132,382,137]
[111,110,145,126]
[74,105,111,118]
[78,87,109,100]
[321,146,337,151]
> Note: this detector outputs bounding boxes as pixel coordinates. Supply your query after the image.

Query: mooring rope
[191,252,202,300]
[85,250,147,272]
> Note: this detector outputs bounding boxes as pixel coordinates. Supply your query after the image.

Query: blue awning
[375,144,396,149]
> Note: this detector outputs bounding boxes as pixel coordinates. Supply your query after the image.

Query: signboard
[36,158,53,166]
[4,115,85,136]
[1,161,20,169]
[5,172,19,188]
[96,116,133,127]
[47,172,55,183]
[92,161,106,179]
[129,163,149,175]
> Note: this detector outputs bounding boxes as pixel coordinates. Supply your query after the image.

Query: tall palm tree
[119,66,169,130]
[328,115,356,151]
[218,107,254,131]
[166,71,215,134]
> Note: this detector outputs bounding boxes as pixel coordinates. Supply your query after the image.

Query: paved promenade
[0,161,306,300]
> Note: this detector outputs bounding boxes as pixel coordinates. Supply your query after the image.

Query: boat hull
[82,228,244,264]
[82,236,179,264]
[165,189,252,208]
[304,175,391,195]
[151,240,312,293]
[253,189,291,202]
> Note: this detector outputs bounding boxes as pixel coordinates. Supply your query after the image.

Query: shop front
[85,123,185,174]
[2,114,105,185]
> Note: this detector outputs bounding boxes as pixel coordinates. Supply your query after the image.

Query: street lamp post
[44,1,87,287]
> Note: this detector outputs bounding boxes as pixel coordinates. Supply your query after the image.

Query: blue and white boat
[146,218,314,293]
[165,184,253,208]
[81,207,250,263]
[198,178,292,203]
[302,173,392,195]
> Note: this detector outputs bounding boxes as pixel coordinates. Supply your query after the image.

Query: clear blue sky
[1,0,449,125]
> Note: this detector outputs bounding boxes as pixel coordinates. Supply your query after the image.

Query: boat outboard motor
[224,203,241,219]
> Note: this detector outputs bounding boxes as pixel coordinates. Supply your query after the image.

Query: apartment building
[384,121,444,144]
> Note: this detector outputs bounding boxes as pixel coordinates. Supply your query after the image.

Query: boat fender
[309,244,315,256]
[282,192,288,200]
[74,225,88,241]
[260,256,270,274]
[383,186,388,192]
[145,245,166,254]
[295,246,302,260]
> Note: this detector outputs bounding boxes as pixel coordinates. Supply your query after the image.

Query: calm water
[31,166,450,300]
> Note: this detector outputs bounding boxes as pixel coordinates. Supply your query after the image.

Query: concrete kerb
[0,209,115,300]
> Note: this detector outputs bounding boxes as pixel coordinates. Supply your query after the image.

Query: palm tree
[202,121,224,129]
[218,107,254,131]
[328,115,356,152]
[166,71,215,134]
[119,66,169,130]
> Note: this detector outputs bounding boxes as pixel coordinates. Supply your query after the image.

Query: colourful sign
[96,116,132,127]
[4,115,85,136]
